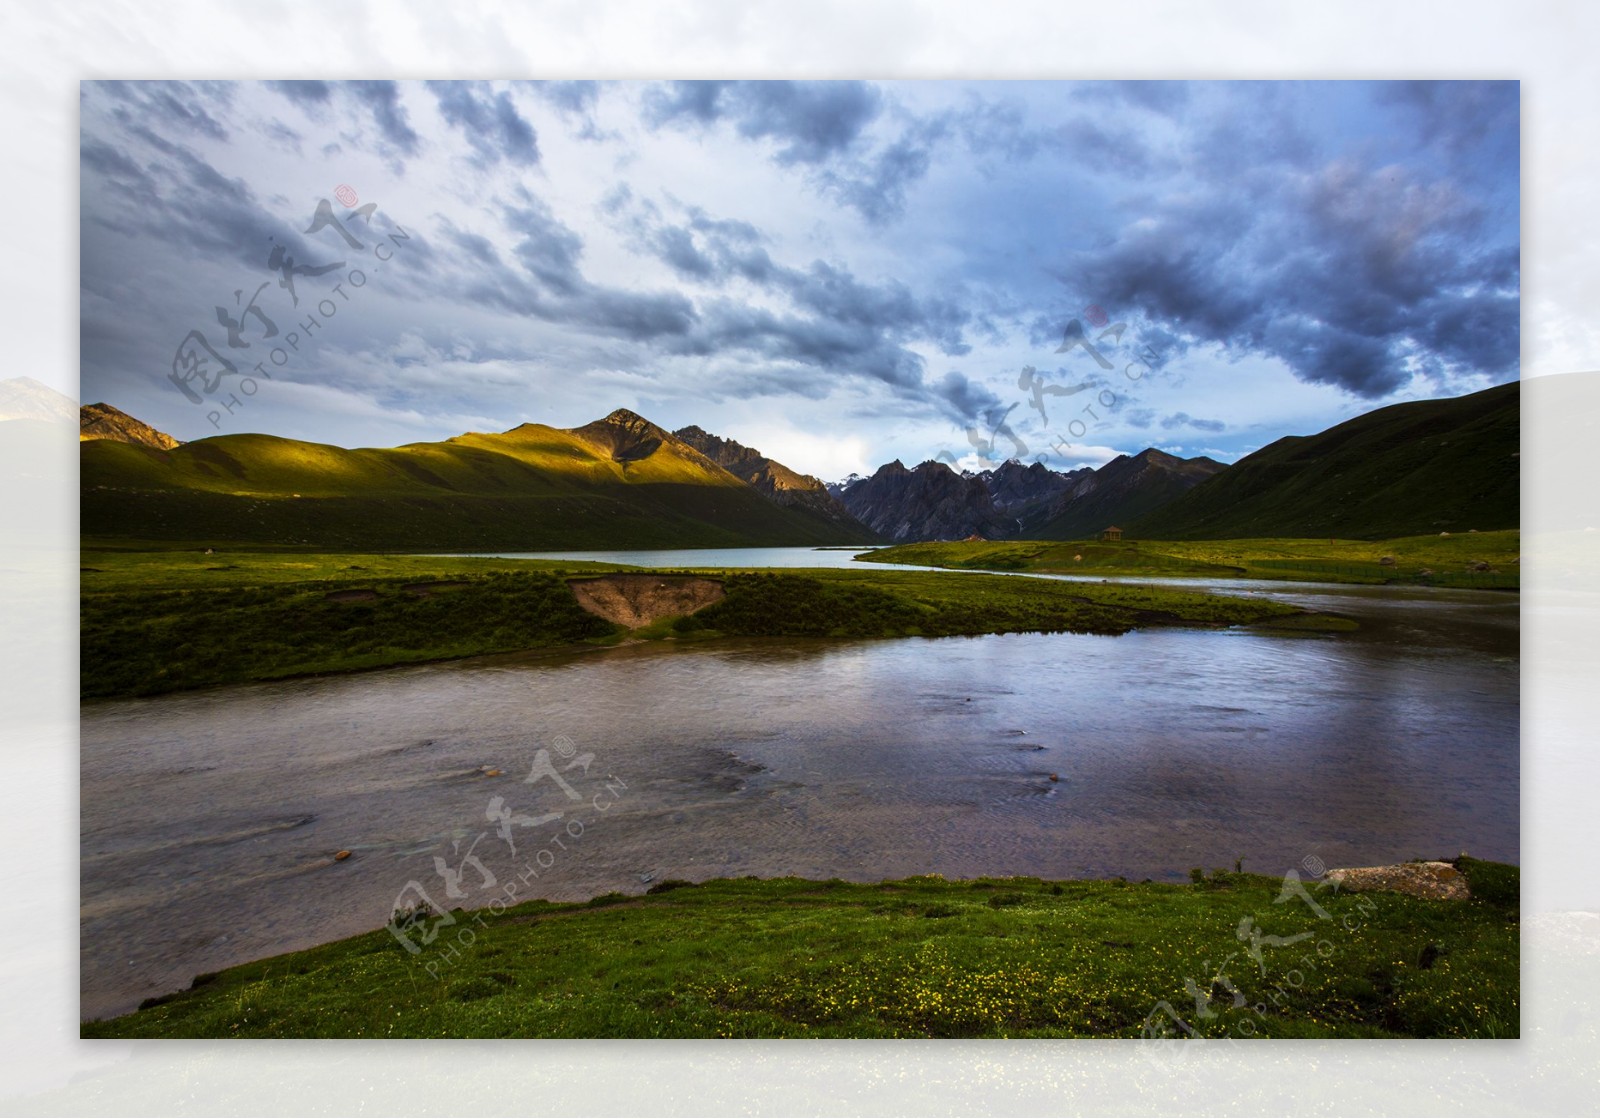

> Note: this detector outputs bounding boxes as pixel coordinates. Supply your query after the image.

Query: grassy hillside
[1031,449,1224,539]
[862,532,1519,589]
[1131,382,1518,540]
[80,412,873,550]
[80,550,1345,699]
[83,860,1518,1039]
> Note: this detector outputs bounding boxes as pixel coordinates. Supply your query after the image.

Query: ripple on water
[80,588,1518,1019]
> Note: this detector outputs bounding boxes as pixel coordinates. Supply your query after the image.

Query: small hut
[1099,526,1124,542]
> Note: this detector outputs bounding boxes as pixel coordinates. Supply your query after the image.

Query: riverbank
[80,549,1353,699]
[82,858,1518,1039]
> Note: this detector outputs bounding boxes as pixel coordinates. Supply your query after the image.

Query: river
[80,549,1518,1018]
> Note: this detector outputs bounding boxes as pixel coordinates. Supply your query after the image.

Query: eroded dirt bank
[568,573,724,628]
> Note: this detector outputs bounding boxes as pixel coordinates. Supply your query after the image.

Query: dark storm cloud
[707,366,836,403]
[818,130,936,225]
[650,225,715,279]
[949,89,1168,177]
[934,371,1006,426]
[1160,412,1225,432]
[597,188,981,418]
[644,80,726,125]
[645,80,938,223]
[646,81,882,164]
[79,114,428,300]
[729,81,882,164]
[440,194,697,345]
[95,81,231,142]
[522,80,610,140]
[1067,148,1518,396]
[1380,81,1519,162]
[1407,281,1522,374]
[1050,117,1163,178]
[575,287,698,341]
[661,286,978,423]
[261,120,303,154]
[344,80,420,157]
[527,80,599,115]
[637,207,775,285]
[436,218,502,267]
[623,197,969,357]
[672,299,929,398]
[79,138,154,193]
[82,128,300,269]
[268,80,333,107]
[1074,80,1191,115]
[427,81,540,166]
[503,198,585,294]
[267,80,429,168]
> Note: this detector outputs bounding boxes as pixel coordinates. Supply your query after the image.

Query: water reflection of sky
[81,574,1516,1019]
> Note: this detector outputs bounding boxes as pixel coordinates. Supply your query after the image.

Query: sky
[78,79,1519,480]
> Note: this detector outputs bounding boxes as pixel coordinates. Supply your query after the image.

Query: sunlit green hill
[81,409,875,550]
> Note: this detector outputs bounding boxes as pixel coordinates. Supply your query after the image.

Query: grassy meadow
[81,549,1350,699]
[82,859,1518,1039]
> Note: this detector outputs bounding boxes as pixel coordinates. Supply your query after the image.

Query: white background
[1,2,1595,1115]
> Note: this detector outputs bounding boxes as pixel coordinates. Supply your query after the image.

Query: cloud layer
[78,80,1519,476]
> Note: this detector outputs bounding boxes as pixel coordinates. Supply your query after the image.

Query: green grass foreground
[82,860,1518,1039]
[81,550,1346,699]
[863,531,1521,589]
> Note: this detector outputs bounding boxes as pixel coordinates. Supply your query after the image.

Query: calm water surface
[81,552,1517,1017]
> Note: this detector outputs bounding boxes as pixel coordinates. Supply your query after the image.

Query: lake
[80,551,1518,1018]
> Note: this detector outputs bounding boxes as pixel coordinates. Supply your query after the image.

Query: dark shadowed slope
[1032,449,1224,539]
[1132,382,1519,540]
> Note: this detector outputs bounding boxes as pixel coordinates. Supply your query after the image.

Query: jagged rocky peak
[574,408,673,463]
[598,407,669,434]
[79,403,180,450]
[838,455,1008,542]
[673,422,875,534]
[674,425,778,478]
[982,458,1074,504]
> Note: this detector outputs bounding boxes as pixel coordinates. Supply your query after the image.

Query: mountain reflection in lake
[81,581,1516,1018]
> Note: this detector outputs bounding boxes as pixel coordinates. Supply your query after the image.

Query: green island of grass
[82,859,1518,1039]
[80,549,1353,699]
[860,531,1520,589]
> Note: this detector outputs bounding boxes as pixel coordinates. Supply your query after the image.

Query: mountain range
[81,409,881,550]
[77,380,1520,548]
[827,448,1227,542]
